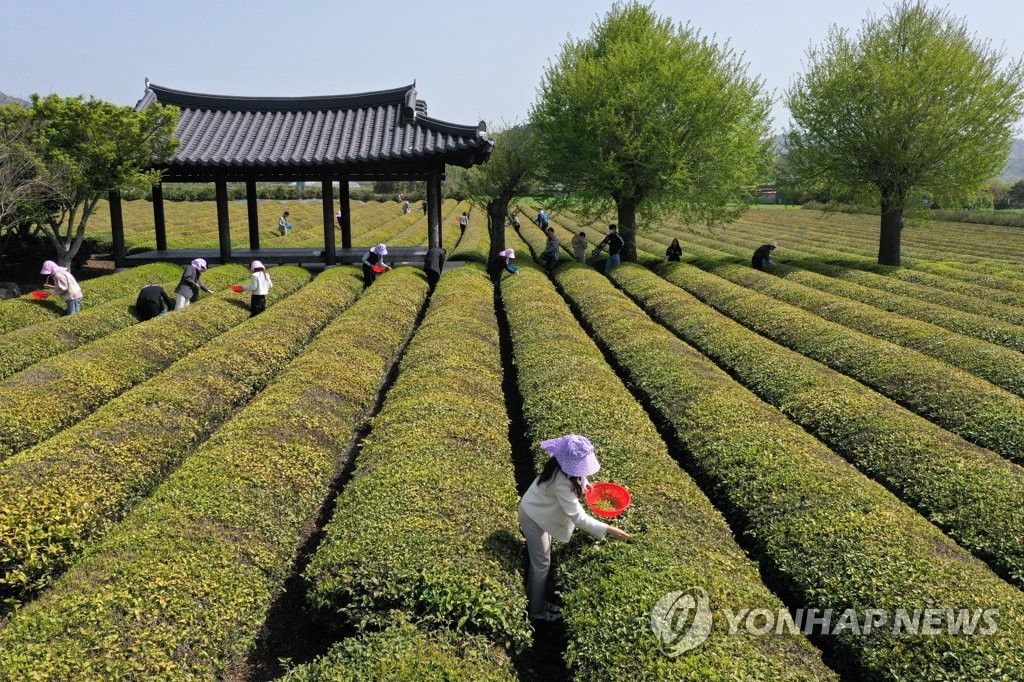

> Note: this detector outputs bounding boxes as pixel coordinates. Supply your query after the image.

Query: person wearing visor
[518,434,630,622]
[174,258,214,310]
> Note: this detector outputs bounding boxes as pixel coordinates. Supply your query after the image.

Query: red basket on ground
[230,285,244,293]
[31,290,50,300]
[371,264,386,273]
[585,482,632,518]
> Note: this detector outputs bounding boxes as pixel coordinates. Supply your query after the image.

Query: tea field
[0,203,1023,680]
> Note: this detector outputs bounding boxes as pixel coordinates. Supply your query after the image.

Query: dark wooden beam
[321,175,336,265]
[338,178,352,249]
[152,183,167,251]
[109,190,127,269]
[246,180,260,249]
[426,167,443,249]
[215,179,231,264]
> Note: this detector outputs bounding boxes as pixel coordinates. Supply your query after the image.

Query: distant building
[756,185,782,204]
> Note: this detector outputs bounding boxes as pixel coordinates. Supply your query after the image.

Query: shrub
[303,265,532,655]
[0,262,183,334]
[554,262,1024,680]
[660,259,1024,464]
[615,263,1024,586]
[0,266,355,610]
[0,264,304,461]
[0,280,182,381]
[281,614,517,682]
[500,263,833,679]
[0,269,426,679]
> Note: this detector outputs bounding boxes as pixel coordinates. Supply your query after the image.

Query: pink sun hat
[370,244,388,256]
[40,260,63,275]
[499,249,515,259]
[250,260,265,271]
[540,434,600,478]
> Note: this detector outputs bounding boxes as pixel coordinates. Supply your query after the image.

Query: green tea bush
[698,259,1024,396]
[304,265,532,654]
[281,613,518,682]
[0,262,183,334]
[0,264,301,461]
[615,263,1024,586]
[501,263,833,679]
[0,280,182,381]
[555,263,1024,680]
[0,267,358,610]
[656,261,1024,464]
[0,269,426,679]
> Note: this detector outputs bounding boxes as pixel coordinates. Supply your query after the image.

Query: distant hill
[999,139,1024,183]
[774,135,1024,184]
[0,91,29,107]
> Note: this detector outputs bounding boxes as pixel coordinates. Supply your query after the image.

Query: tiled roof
[137,82,492,179]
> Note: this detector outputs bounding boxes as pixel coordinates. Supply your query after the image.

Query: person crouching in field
[487,248,517,283]
[40,260,83,315]
[242,260,273,317]
[135,283,174,321]
[175,258,214,310]
[518,434,630,622]
[362,243,391,288]
[752,241,777,270]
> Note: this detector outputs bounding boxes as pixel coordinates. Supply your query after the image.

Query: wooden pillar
[339,178,352,249]
[215,178,231,264]
[321,175,336,265]
[427,167,443,249]
[109,190,127,269]
[246,180,260,250]
[152,183,167,251]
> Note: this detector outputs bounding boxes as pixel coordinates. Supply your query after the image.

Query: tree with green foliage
[0,95,179,267]
[785,1,1024,265]
[456,123,537,260]
[1008,179,1024,208]
[530,1,772,262]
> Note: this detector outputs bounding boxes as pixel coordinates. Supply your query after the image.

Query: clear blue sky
[3,0,1022,134]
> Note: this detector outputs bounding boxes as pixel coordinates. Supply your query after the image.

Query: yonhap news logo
[650,587,999,658]
[650,587,713,656]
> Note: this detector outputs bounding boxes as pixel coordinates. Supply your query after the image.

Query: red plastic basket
[371,264,386,273]
[31,290,50,300]
[230,285,244,293]
[585,482,632,518]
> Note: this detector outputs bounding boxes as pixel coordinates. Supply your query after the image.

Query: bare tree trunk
[878,191,904,266]
[616,196,638,262]
[487,194,511,261]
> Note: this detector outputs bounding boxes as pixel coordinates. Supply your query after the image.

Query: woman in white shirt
[518,434,630,622]
[242,260,273,317]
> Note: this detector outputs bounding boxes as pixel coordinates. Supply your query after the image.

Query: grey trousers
[518,506,551,619]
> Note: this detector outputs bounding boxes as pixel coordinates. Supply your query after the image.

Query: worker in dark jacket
[666,239,683,262]
[423,246,447,290]
[487,249,517,283]
[174,258,214,310]
[362,244,391,288]
[593,224,625,269]
[135,284,175,321]
[751,241,778,270]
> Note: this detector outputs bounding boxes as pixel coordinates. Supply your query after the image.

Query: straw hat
[540,434,600,478]
[769,241,778,248]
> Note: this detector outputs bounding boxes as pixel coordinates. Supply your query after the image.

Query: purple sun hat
[371,243,388,256]
[191,258,208,271]
[499,248,515,259]
[540,434,600,478]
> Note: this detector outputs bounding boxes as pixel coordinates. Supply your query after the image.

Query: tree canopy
[784,0,1024,265]
[0,94,179,266]
[530,1,772,261]
[456,123,538,259]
